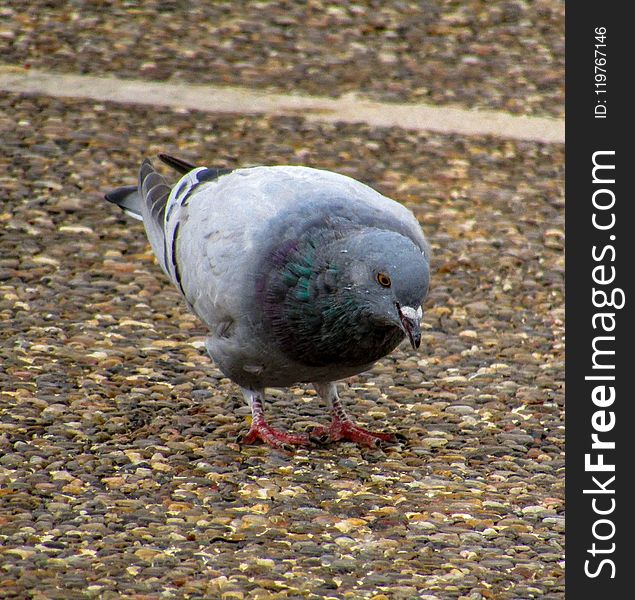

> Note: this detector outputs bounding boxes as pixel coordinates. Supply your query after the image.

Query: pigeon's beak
[397,304,422,349]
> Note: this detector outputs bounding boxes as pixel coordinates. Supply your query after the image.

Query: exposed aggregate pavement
[1,92,564,599]
[1,0,564,118]
[1,1,564,597]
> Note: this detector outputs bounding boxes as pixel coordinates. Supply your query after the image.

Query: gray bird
[105,154,430,450]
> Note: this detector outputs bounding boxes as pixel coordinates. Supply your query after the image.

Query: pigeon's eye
[376,272,392,288]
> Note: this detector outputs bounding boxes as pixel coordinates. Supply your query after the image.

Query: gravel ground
[1,0,564,118]
[0,91,564,599]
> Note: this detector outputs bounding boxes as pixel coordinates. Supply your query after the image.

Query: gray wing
[104,160,174,274]
[132,159,234,295]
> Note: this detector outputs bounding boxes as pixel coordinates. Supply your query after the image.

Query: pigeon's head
[335,230,430,349]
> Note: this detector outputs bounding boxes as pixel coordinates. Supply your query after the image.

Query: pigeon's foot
[311,382,405,448]
[238,420,311,452]
[239,388,312,451]
[310,419,402,447]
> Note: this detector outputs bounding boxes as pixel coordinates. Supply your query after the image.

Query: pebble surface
[1,1,563,118]
[1,4,563,597]
[1,92,564,598]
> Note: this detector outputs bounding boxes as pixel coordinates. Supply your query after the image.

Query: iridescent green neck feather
[258,226,406,367]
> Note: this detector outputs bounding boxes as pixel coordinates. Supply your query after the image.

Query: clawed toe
[309,421,404,448]
[238,421,311,451]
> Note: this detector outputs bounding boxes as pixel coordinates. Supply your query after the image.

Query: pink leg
[310,383,403,447]
[238,388,311,451]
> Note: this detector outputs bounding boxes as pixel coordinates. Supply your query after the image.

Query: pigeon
[105,154,430,450]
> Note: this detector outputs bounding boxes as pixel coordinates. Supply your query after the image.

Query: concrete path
[0,66,564,144]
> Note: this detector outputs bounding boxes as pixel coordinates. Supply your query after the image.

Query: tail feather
[139,159,171,227]
[105,159,170,227]
[104,154,232,297]
[104,185,143,220]
[158,153,196,175]
[135,159,172,274]
[147,181,172,224]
